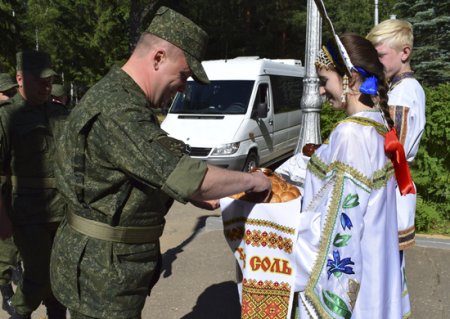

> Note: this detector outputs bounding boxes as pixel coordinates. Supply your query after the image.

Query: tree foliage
[392,0,450,86]
[411,83,450,233]
[2,0,447,91]
[323,0,397,39]
[0,0,26,73]
[22,0,132,92]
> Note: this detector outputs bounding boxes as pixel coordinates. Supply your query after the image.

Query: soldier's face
[156,48,192,108]
[17,72,53,106]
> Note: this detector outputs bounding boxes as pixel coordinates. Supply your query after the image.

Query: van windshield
[169,80,254,115]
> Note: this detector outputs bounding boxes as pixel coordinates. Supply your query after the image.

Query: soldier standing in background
[0,73,18,101]
[50,84,69,107]
[0,73,22,317]
[50,6,271,319]
[0,51,69,319]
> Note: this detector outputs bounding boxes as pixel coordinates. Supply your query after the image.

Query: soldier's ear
[153,49,167,71]
[16,72,23,87]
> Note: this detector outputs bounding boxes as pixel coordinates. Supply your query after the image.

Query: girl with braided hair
[278,33,405,318]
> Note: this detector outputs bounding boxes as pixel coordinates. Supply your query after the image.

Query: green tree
[0,0,26,73]
[177,0,307,61]
[411,83,450,233]
[324,0,397,38]
[23,1,131,88]
[392,0,450,86]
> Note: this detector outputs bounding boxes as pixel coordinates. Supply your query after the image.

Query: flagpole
[374,0,379,25]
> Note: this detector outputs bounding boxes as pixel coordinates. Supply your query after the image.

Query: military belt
[67,209,164,244]
[0,175,56,189]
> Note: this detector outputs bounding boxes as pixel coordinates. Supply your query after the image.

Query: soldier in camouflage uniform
[0,72,22,316]
[0,73,18,101]
[0,51,68,319]
[50,84,69,107]
[49,6,271,319]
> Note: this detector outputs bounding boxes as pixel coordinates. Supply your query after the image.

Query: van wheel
[243,152,258,172]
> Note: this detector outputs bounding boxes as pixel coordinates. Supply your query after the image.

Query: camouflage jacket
[0,93,69,225]
[51,65,207,318]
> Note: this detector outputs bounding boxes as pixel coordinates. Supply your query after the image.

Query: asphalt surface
[1,201,449,319]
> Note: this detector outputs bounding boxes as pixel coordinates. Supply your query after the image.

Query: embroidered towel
[221,196,301,319]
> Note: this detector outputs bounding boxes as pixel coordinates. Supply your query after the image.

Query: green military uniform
[0,95,22,314]
[50,65,208,318]
[0,73,18,94]
[0,92,69,316]
[51,6,211,318]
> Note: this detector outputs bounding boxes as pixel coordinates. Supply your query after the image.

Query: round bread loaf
[230,167,301,203]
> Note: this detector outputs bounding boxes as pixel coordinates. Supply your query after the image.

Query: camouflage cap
[16,50,57,78]
[51,83,66,97]
[0,73,18,92]
[146,6,209,84]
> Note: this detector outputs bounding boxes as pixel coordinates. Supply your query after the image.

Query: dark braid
[376,78,395,129]
[336,33,395,129]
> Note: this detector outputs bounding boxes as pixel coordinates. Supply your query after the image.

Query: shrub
[412,83,450,234]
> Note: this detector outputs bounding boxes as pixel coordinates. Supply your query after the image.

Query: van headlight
[211,142,240,155]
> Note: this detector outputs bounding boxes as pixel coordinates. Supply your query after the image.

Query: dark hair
[334,33,394,129]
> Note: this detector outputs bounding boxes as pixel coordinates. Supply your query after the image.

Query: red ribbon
[384,128,416,195]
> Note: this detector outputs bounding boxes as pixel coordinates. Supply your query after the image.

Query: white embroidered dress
[285,111,403,318]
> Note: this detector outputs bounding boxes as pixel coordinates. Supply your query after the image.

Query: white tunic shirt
[388,77,426,162]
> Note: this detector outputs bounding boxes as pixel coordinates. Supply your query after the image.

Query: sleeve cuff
[161,155,208,204]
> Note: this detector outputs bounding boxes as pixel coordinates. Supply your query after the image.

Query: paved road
[1,202,449,319]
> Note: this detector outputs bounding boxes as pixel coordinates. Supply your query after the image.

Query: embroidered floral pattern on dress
[327,250,355,279]
[340,213,353,231]
[322,290,352,319]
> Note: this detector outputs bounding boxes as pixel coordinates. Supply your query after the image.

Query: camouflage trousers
[11,222,64,316]
[69,309,140,319]
[0,236,20,285]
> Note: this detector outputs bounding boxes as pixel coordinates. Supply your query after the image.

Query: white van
[161,56,305,171]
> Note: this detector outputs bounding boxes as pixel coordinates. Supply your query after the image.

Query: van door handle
[268,119,273,126]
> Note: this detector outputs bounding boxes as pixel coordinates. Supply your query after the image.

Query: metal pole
[295,0,322,154]
[35,28,39,51]
[374,0,379,25]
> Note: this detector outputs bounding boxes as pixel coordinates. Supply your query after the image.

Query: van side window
[252,83,269,118]
[270,75,303,114]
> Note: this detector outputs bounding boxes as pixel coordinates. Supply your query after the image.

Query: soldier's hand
[248,171,272,202]
[190,199,220,210]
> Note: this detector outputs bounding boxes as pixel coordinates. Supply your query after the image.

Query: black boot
[47,305,67,319]
[0,284,14,315]
[46,298,67,319]
[9,311,31,319]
